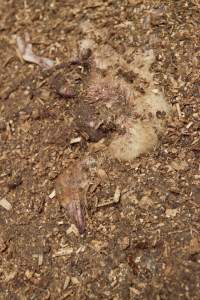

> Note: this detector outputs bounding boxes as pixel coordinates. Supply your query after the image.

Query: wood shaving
[0,198,12,211]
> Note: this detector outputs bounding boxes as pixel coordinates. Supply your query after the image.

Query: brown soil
[0,1,200,299]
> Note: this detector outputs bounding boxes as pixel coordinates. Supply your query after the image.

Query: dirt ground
[0,0,200,299]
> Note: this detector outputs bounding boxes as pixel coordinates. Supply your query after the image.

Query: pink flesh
[67,200,85,234]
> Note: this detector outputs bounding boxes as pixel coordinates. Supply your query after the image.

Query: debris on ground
[1,1,200,299]
[0,198,12,211]
[16,33,55,69]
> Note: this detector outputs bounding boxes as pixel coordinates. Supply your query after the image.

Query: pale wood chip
[49,189,56,199]
[113,186,121,203]
[176,102,182,118]
[53,247,73,257]
[63,276,71,290]
[70,137,82,144]
[0,198,12,211]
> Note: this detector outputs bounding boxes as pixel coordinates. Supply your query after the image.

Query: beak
[67,200,85,234]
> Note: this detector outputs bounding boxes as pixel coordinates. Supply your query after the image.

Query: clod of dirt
[165,208,179,218]
[55,160,88,234]
[138,195,154,210]
[7,174,22,189]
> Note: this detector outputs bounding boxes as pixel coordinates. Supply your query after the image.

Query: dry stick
[176,102,182,119]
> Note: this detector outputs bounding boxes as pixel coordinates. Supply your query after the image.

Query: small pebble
[7,175,22,189]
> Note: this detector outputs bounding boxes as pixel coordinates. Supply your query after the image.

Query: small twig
[176,102,182,119]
